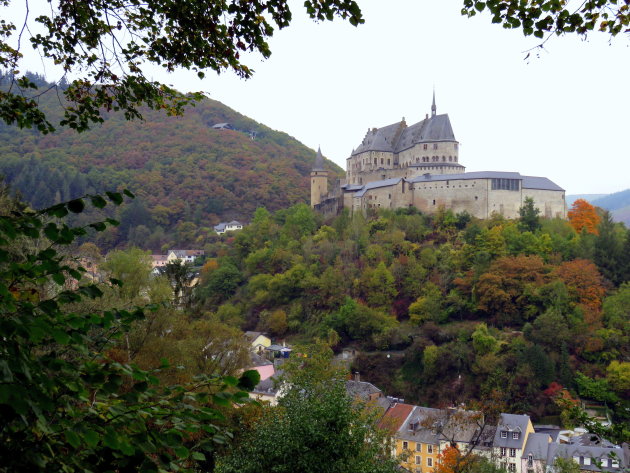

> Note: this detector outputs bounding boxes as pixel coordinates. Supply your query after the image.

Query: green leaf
[90,195,107,208]
[173,446,189,458]
[89,222,107,231]
[52,273,66,286]
[65,430,81,448]
[191,451,206,461]
[67,199,85,213]
[123,189,135,198]
[83,429,99,447]
[106,191,123,205]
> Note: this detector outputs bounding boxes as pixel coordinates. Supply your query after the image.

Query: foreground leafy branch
[0,192,260,472]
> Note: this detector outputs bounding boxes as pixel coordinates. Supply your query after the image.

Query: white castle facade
[311,95,567,220]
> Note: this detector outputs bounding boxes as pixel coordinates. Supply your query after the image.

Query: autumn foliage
[568,199,601,235]
[434,446,472,473]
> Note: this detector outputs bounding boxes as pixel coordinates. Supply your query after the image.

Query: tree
[215,349,400,473]
[461,0,628,40]
[594,211,625,285]
[159,259,197,307]
[0,194,260,472]
[518,197,541,233]
[567,199,601,235]
[0,1,363,133]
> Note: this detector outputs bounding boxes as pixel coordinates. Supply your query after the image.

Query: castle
[311,94,567,220]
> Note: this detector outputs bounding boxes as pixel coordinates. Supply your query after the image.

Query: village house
[244,331,271,355]
[213,221,244,235]
[166,249,204,264]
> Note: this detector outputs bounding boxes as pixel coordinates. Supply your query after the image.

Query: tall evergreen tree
[594,211,623,285]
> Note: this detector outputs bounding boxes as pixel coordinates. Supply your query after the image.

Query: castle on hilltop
[312,94,566,220]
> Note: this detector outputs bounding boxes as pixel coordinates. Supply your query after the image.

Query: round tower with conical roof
[310,147,328,207]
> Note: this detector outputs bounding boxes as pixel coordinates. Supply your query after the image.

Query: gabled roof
[354,178,402,198]
[345,379,382,400]
[379,403,415,434]
[244,331,268,342]
[494,413,531,448]
[523,433,552,460]
[397,405,442,443]
[546,443,625,472]
[352,113,457,156]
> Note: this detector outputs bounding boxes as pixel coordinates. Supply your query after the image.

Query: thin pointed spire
[431,88,436,117]
[312,145,325,171]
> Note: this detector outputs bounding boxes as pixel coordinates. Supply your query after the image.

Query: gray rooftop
[312,146,325,171]
[354,177,402,198]
[522,175,565,192]
[547,443,625,472]
[352,113,457,156]
[345,380,382,401]
[409,171,523,183]
[523,433,553,460]
[252,369,284,395]
[494,413,531,449]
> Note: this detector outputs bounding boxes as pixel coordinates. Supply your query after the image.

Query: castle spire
[431,88,436,117]
[312,146,325,171]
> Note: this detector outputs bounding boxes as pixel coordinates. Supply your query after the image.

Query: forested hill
[0,74,342,249]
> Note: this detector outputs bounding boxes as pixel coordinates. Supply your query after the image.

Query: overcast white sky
[11,0,630,195]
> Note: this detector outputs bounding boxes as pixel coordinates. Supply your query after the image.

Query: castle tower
[310,146,328,208]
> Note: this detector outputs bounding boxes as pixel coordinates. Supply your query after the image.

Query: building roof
[312,146,326,171]
[546,443,625,472]
[523,433,552,460]
[354,177,402,198]
[409,171,523,183]
[252,369,284,395]
[397,406,443,443]
[352,112,457,156]
[345,379,382,401]
[379,403,415,434]
[494,413,531,449]
[244,331,268,342]
[151,255,168,262]
[213,221,242,232]
[521,175,565,191]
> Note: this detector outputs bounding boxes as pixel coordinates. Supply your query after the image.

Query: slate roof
[354,178,402,198]
[244,331,266,342]
[252,369,284,395]
[352,113,457,156]
[312,146,326,171]
[409,171,523,183]
[522,175,565,191]
[523,433,552,460]
[546,443,626,472]
[397,406,442,443]
[345,379,382,400]
[494,413,530,449]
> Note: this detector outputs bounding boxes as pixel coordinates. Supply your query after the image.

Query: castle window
[475,196,478,200]
[388,159,391,165]
[381,158,384,164]
[432,200,436,205]
[454,143,458,150]
[442,156,446,162]
[388,194,391,199]
[423,144,428,150]
[433,143,438,150]
[449,156,452,161]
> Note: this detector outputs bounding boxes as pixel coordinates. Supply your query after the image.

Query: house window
[512,432,520,440]
[416,443,422,452]
[403,441,409,450]
[500,448,507,457]
[584,458,591,466]
[611,459,619,467]
[508,464,516,472]
[501,431,508,439]
[527,454,533,467]
[416,456,422,465]
[510,448,516,457]
[427,458,433,467]
[427,445,433,454]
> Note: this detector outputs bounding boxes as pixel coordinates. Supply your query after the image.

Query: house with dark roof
[311,93,566,220]
[494,413,535,473]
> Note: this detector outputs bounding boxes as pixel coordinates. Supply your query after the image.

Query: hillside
[0,76,342,249]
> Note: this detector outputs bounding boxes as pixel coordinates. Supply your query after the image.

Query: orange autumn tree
[434,445,473,473]
[568,199,601,235]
